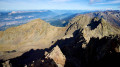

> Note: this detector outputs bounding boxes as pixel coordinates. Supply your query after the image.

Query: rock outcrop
[2,60,11,67]
[28,45,66,67]
[45,45,66,67]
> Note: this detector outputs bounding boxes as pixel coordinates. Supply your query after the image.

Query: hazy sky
[0,0,120,10]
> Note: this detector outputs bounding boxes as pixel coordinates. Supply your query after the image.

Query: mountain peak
[23,18,49,27]
[0,19,65,51]
[83,17,120,42]
[29,18,46,24]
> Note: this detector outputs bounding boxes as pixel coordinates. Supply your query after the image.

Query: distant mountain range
[0,10,56,31]
[86,10,120,27]
[0,10,93,31]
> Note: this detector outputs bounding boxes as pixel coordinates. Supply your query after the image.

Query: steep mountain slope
[0,19,66,51]
[65,15,120,42]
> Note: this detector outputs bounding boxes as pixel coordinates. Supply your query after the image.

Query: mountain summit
[0,19,66,51]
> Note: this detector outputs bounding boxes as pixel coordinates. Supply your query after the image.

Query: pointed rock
[46,45,66,67]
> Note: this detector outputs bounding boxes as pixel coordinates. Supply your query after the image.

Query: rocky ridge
[0,11,120,67]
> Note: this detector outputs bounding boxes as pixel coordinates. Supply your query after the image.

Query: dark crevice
[87,17,102,30]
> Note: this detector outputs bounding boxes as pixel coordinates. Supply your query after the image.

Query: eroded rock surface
[45,45,66,67]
